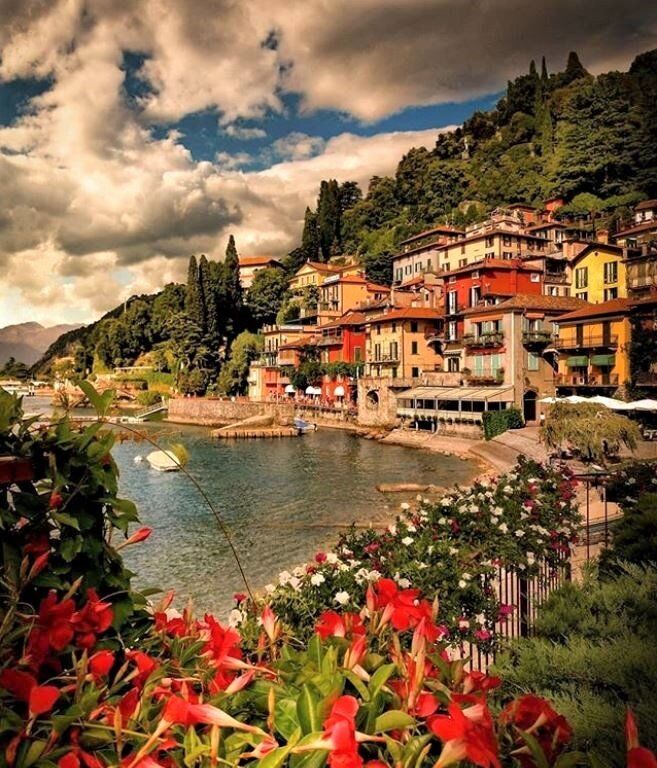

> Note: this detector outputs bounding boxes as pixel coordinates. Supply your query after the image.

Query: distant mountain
[0,322,82,366]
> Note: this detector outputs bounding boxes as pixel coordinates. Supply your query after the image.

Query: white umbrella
[632,398,657,412]
[285,384,296,394]
[305,386,315,395]
[563,395,590,404]
[538,396,560,404]
[588,395,635,411]
[334,385,345,397]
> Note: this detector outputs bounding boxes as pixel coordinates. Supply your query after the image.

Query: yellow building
[318,274,390,322]
[365,307,444,379]
[288,261,342,293]
[554,298,631,393]
[567,243,627,303]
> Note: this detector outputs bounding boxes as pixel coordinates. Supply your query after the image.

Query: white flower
[406,523,417,533]
[498,522,509,534]
[402,536,414,546]
[449,547,458,555]
[461,572,472,581]
[326,553,339,564]
[458,579,467,588]
[278,570,292,586]
[264,583,276,595]
[475,613,486,625]
[400,502,410,510]
[458,618,470,629]
[397,577,412,589]
[440,497,451,507]
[515,529,524,538]
[367,569,382,581]
[293,566,305,578]
[492,506,503,517]
[427,545,434,555]
[388,524,397,535]
[527,552,536,565]
[228,609,244,627]
[438,517,447,525]
[418,562,428,569]
[310,573,325,587]
[503,485,513,494]
[334,591,350,606]
[338,562,349,572]
[289,576,301,591]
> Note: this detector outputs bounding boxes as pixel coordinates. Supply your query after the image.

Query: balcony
[553,334,618,350]
[317,333,343,347]
[556,373,620,387]
[544,272,568,284]
[255,352,279,367]
[522,330,554,347]
[368,351,400,364]
[635,371,657,386]
[463,332,504,349]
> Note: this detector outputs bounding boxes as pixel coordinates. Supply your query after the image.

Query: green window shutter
[590,354,615,366]
[566,355,588,367]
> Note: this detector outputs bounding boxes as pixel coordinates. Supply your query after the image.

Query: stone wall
[357,378,403,427]
[167,398,295,426]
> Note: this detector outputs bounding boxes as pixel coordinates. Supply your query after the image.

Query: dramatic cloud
[0,0,654,325]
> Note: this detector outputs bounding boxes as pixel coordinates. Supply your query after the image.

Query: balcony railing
[556,373,620,387]
[553,335,618,350]
[463,332,504,348]
[256,352,279,366]
[368,353,400,363]
[635,372,657,386]
[544,272,568,284]
[522,330,554,346]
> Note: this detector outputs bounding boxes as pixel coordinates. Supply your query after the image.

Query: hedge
[482,407,524,440]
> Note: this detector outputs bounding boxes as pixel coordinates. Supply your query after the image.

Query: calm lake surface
[26,399,477,617]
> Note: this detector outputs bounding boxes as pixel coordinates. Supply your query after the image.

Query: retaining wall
[167,398,295,426]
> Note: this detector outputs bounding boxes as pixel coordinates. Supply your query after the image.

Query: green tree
[217,331,263,395]
[317,179,342,260]
[198,254,216,340]
[246,267,290,327]
[185,255,205,329]
[223,234,244,341]
[0,357,30,380]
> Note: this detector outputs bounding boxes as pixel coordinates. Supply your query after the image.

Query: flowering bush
[605,460,657,508]
[2,390,652,768]
[247,459,580,650]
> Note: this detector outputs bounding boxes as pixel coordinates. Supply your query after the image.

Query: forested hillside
[289,49,657,283]
[34,48,657,391]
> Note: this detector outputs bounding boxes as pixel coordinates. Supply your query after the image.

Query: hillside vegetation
[34,49,657,388]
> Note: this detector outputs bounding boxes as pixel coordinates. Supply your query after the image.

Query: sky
[0,0,656,327]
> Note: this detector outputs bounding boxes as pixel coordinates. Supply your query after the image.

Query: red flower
[500,695,572,766]
[161,695,264,734]
[233,592,247,604]
[26,590,75,668]
[0,669,59,716]
[71,589,113,649]
[369,579,436,635]
[123,527,153,546]
[201,614,242,692]
[322,696,363,768]
[463,671,501,696]
[127,651,158,690]
[49,491,64,509]
[315,552,328,563]
[428,697,500,768]
[89,650,115,679]
[627,710,657,768]
[316,611,366,640]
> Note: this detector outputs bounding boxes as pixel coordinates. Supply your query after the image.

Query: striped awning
[591,354,615,367]
[566,356,588,367]
[398,385,515,402]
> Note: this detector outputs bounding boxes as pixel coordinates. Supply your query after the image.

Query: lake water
[25,398,477,616]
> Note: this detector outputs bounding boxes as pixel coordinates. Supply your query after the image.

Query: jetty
[210,413,300,439]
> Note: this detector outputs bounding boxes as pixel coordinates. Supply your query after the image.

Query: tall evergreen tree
[541,56,549,84]
[198,254,217,340]
[317,179,342,260]
[224,235,243,340]
[301,207,320,262]
[185,255,205,328]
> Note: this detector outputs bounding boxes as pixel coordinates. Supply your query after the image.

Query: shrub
[599,492,657,573]
[494,564,657,767]
[481,407,524,440]
[136,390,164,407]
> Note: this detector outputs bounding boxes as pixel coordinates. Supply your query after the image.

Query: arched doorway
[366,390,379,409]
[523,390,537,423]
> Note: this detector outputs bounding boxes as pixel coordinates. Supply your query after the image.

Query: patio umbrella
[538,396,560,404]
[631,398,657,412]
[284,384,296,394]
[563,395,590,404]
[588,395,635,411]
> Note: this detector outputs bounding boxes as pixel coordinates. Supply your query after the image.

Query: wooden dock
[211,426,299,439]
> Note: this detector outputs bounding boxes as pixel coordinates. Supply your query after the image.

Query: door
[523,390,537,423]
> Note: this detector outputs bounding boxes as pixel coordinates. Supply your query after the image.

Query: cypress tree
[199,254,216,340]
[541,56,549,84]
[224,235,243,340]
[563,51,588,84]
[529,59,537,78]
[185,255,205,328]
[301,207,320,262]
[317,179,341,261]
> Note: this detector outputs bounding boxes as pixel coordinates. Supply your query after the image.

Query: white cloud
[224,125,268,140]
[271,132,326,161]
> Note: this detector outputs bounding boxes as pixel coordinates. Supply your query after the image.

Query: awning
[566,356,588,367]
[334,385,345,397]
[284,384,296,393]
[590,354,615,367]
[398,385,515,403]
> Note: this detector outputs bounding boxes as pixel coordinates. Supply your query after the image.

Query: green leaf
[51,511,80,530]
[257,729,301,768]
[77,380,106,416]
[276,698,301,741]
[20,739,46,768]
[343,670,370,701]
[368,663,396,699]
[517,729,550,768]
[60,536,83,562]
[553,752,589,768]
[297,685,321,735]
[374,710,416,733]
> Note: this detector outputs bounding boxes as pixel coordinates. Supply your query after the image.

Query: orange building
[238,256,282,289]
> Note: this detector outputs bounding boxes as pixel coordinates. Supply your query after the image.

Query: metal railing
[553,334,618,349]
[556,373,619,386]
[522,330,554,345]
[463,332,505,348]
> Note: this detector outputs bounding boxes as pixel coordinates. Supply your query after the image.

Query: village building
[247,324,317,400]
[392,226,464,284]
[316,273,390,324]
[364,307,444,380]
[566,243,628,303]
[288,261,343,293]
[238,256,282,289]
[554,298,631,395]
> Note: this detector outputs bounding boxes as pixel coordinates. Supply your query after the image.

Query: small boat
[145,449,182,472]
[133,455,144,464]
[294,417,317,434]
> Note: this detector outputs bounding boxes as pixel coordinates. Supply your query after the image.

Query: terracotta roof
[296,261,342,274]
[462,294,586,316]
[635,199,657,211]
[367,307,444,325]
[366,282,391,293]
[525,222,568,231]
[567,242,625,261]
[397,273,440,288]
[399,225,464,246]
[555,298,631,323]
[279,336,319,350]
[239,256,282,267]
[613,221,657,238]
[318,311,367,330]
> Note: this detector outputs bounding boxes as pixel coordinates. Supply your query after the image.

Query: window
[502,235,512,246]
[527,351,540,371]
[485,236,494,248]
[415,262,421,272]
[411,367,420,378]
[374,343,381,360]
[411,341,418,355]
[459,258,467,267]
[354,347,362,361]
[471,270,480,278]
[447,291,458,314]
[470,286,481,307]
[604,287,618,301]
[390,342,399,360]
[391,322,397,332]
[448,276,456,284]
[448,321,457,341]
[575,266,588,289]
[376,325,381,335]
[530,273,540,282]
[576,291,588,301]
[447,357,460,372]
[604,261,618,284]
[502,251,513,259]
[410,321,418,332]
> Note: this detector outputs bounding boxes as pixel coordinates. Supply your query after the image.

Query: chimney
[562,239,588,261]
[596,229,609,244]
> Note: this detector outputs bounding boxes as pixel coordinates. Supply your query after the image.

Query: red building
[441,258,543,340]
[316,311,366,402]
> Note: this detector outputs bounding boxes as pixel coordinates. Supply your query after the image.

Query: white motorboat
[146,449,182,472]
